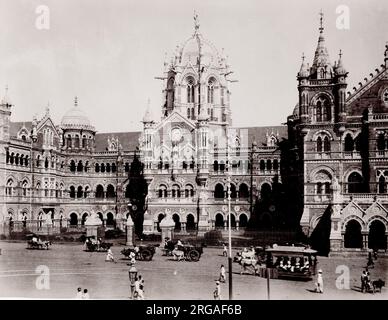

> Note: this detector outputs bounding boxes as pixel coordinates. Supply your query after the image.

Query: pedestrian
[213,281,221,300]
[315,269,324,293]
[367,251,374,268]
[82,289,90,299]
[361,270,367,293]
[222,243,227,257]
[75,287,83,299]
[105,248,115,262]
[219,265,226,283]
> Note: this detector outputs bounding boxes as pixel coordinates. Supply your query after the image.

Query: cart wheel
[189,250,200,261]
[141,249,152,261]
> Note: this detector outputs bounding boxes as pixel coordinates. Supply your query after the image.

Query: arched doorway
[261,183,271,200]
[215,213,224,229]
[81,213,88,225]
[214,184,224,199]
[186,214,195,231]
[69,213,78,226]
[368,220,387,250]
[344,220,363,248]
[172,214,181,231]
[348,172,363,193]
[106,212,114,227]
[239,184,249,199]
[239,214,248,228]
[228,214,236,229]
[157,214,165,232]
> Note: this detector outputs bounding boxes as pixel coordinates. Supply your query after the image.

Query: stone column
[159,214,175,247]
[126,215,135,246]
[329,204,342,252]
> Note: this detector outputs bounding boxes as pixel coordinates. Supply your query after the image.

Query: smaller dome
[61,98,95,130]
[335,56,347,76]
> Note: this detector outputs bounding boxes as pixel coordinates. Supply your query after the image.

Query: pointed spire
[335,49,347,75]
[310,10,333,79]
[1,85,11,106]
[74,96,78,107]
[45,101,50,116]
[298,52,309,78]
[142,98,154,123]
[193,10,200,34]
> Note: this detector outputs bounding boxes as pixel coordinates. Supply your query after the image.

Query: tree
[127,151,148,238]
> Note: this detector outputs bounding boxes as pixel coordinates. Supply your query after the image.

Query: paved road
[0,241,387,299]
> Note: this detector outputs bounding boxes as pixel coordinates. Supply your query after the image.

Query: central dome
[61,98,94,130]
[179,33,221,66]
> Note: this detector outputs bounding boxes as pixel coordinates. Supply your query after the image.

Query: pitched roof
[10,121,32,138]
[94,131,141,152]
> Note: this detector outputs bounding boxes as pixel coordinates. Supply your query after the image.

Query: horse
[372,279,385,293]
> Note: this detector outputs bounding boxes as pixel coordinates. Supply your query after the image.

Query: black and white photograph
[0,0,387,305]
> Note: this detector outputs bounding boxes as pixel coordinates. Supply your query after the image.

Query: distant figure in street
[361,270,367,293]
[213,281,221,300]
[219,265,226,283]
[105,248,115,262]
[315,269,324,293]
[82,289,90,299]
[367,251,374,268]
[222,243,228,257]
[75,287,83,299]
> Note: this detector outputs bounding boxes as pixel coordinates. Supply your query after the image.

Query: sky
[0,0,388,133]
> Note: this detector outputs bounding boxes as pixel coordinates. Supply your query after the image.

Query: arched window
[111,163,116,173]
[261,183,271,199]
[344,134,354,152]
[77,161,83,172]
[348,172,363,193]
[344,220,363,248]
[22,180,28,197]
[214,184,224,199]
[70,160,76,172]
[377,133,385,151]
[324,100,331,121]
[158,185,167,198]
[273,159,279,170]
[319,68,324,79]
[317,137,322,153]
[317,182,323,194]
[187,77,195,103]
[315,96,331,122]
[260,160,265,171]
[44,157,49,169]
[355,134,362,152]
[69,213,78,226]
[172,214,181,231]
[81,213,88,226]
[84,186,89,198]
[74,135,80,148]
[20,155,24,166]
[95,163,100,173]
[82,136,87,148]
[215,213,224,228]
[15,154,19,165]
[239,184,249,199]
[167,78,175,109]
[378,175,386,194]
[239,214,248,228]
[106,212,114,227]
[323,136,330,152]
[69,186,76,198]
[6,179,13,196]
[106,184,115,198]
[219,161,225,172]
[186,214,196,231]
[101,163,105,173]
[172,184,180,198]
[36,155,40,167]
[266,160,272,171]
[316,101,322,122]
[213,161,219,172]
[207,77,215,104]
[229,184,237,199]
[106,163,111,173]
[25,155,29,167]
[77,186,83,198]
[95,185,104,198]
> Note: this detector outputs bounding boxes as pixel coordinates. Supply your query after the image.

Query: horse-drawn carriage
[121,245,156,261]
[233,246,264,275]
[26,234,52,250]
[163,239,203,262]
[84,236,113,252]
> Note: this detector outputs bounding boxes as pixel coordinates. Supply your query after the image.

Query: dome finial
[193,10,200,33]
[319,9,324,33]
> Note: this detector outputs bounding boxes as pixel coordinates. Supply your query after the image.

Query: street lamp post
[226,129,233,300]
[128,264,138,299]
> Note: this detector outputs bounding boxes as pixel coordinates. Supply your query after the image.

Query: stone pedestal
[85,211,103,239]
[197,207,209,235]
[159,214,175,247]
[126,216,135,246]
[142,211,154,234]
[329,204,343,252]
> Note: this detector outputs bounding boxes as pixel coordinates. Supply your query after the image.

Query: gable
[346,69,388,117]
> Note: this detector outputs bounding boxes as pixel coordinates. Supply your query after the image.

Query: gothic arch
[312,130,334,141]
[366,216,388,230]
[343,168,363,181]
[185,212,197,222]
[342,215,366,232]
[309,166,335,181]
[310,92,335,106]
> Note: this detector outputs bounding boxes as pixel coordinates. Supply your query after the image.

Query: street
[0,241,386,300]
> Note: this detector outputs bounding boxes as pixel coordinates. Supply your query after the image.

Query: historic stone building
[1,14,387,253]
[288,14,388,252]
[0,17,285,237]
